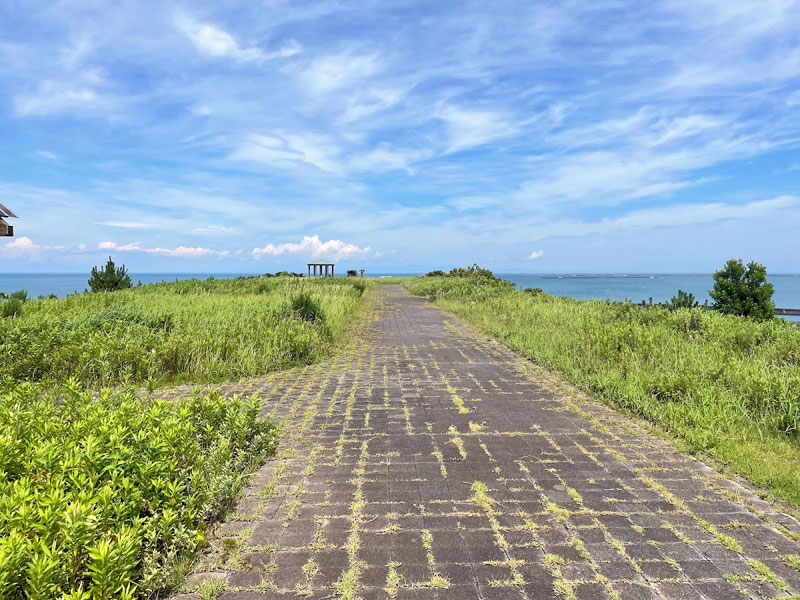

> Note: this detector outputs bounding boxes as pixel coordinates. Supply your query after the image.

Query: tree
[710,258,774,321]
[88,256,132,292]
[670,290,698,309]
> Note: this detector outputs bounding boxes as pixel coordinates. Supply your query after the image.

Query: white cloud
[175,12,301,62]
[0,237,71,258]
[15,79,100,117]
[193,224,238,235]
[36,150,59,160]
[348,144,429,174]
[338,87,406,124]
[229,133,343,174]
[300,52,380,94]
[437,105,517,153]
[527,250,544,260]
[98,221,153,229]
[0,237,42,257]
[190,104,212,116]
[520,195,799,241]
[252,235,373,261]
[98,241,230,258]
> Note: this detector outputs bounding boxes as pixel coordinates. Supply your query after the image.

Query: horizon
[2,2,800,273]
[3,270,800,277]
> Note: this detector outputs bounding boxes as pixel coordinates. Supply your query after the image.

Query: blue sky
[1,0,799,274]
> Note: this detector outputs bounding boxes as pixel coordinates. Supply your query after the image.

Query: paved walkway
[176,286,800,599]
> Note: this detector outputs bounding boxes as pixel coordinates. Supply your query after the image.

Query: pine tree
[88,257,132,292]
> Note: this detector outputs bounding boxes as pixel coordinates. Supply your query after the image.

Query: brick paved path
[176,286,800,599]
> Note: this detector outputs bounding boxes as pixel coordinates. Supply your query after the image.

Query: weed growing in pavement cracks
[406,272,800,506]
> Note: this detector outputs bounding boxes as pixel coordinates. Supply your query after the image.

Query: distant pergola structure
[308,260,335,277]
[0,202,16,237]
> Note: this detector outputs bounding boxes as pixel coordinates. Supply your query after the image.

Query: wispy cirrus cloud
[14,75,104,117]
[174,11,301,62]
[98,241,232,258]
[98,221,154,229]
[438,105,518,154]
[2,1,800,272]
[229,133,344,175]
[299,52,380,94]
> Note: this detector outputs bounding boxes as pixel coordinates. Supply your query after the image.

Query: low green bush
[2,297,23,319]
[288,292,325,323]
[408,266,513,302]
[0,380,278,598]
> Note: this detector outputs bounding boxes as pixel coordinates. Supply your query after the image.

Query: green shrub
[2,298,23,319]
[670,289,698,309]
[524,287,545,296]
[0,381,277,598]
[89,257,132,293]
[8,289,27,302]
[289,292,325,323]
[408,266,513,301]
[351,279,367,295]
[447,264,498,279]
[710,258,775,321]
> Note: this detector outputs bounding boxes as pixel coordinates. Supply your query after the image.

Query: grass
[0,275,371,389]
[0,274,373,598]
[0,381,278,599]
[405,275,800,506]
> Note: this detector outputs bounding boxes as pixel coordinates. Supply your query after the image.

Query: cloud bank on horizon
[1,0,799,273]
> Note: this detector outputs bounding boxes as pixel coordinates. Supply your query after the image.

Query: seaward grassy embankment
[0,275,372,599]
[1,275,369,389]
[405,273,800,507]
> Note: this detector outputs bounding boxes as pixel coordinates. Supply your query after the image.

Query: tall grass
[1,276,370,389]
[0,275,372,597]
[407,277,800,505]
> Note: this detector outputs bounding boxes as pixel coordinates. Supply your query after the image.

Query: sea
[498,273,800,323]
[2,272,799,319]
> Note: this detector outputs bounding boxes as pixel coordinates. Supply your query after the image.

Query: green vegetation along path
[175,286,800,599]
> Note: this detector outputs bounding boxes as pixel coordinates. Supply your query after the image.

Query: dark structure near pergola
[0,203,16,237]
[308,260,335,277]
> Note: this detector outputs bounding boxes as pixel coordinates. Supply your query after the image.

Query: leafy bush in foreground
[711,258,775,321]
[0,380,277,598]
